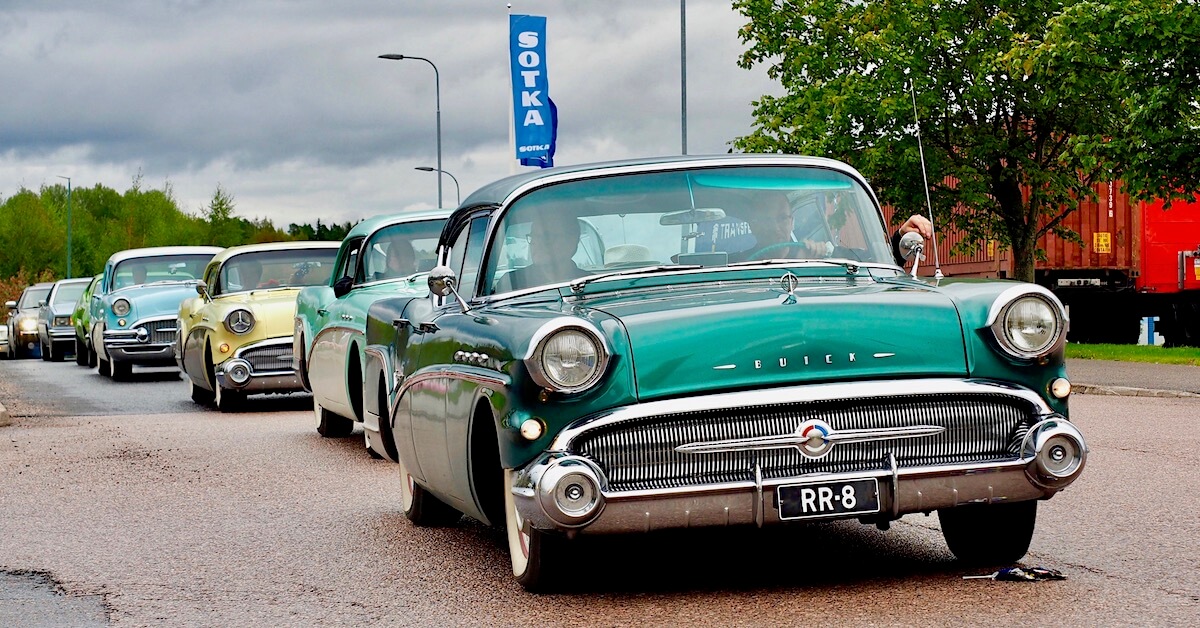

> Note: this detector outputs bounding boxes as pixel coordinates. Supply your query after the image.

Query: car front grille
[240,343,294,373]
[136,319,177,345]
[569,394,1037,492]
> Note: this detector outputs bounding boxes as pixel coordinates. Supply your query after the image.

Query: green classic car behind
[362,155,1087,591]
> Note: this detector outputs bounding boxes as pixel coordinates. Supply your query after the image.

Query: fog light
[118,319,127,327]
[519,418,544,441]
[536,458,605,527]
[225,359,252,386]
[1050,377,1071,399]
[219,343,230,354]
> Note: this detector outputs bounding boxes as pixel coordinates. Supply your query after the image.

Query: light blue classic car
[89,246,221,379]
[294,209,450,458]
[37,277,92,362]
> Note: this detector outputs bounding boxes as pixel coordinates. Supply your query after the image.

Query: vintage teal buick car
[293,209,450,457]
[362,155,1088,590]
[89,246,221,379]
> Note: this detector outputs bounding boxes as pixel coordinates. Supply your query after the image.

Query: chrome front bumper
[103,319,177,365]
[214,338,303,394]
[510,380,1087,536]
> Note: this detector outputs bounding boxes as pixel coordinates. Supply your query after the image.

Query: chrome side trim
[396,368,509,399]
[549,378,1055,452]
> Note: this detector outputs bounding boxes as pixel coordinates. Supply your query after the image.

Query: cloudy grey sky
[0,1,779,228]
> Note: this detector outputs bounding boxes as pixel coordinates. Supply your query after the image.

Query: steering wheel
[747,241,805,260]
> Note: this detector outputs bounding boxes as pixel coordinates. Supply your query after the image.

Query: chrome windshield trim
[549,378,1056,452]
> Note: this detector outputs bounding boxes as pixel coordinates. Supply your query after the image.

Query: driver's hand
[899,214,933,239]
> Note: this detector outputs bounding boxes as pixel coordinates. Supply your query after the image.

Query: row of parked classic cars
[1,154,1090,591]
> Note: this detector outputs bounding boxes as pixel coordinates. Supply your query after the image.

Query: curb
[1074,383,1200,399]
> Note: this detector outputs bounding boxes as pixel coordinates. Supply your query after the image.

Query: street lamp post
[681,0,688,155]
[56,175,72,278]
[379,54,443,208]
[415,167,460,206]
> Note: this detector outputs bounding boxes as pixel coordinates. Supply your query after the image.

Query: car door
[407,214,492,508]
[309,236,364,418]
[180,261,220,381]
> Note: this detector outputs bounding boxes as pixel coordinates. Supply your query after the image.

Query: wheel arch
[468,395,507,529]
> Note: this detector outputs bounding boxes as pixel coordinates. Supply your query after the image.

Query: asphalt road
[1,358,1197,626]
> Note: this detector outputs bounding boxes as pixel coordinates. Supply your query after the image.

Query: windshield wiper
[568,264,702,292]
[726,258,864,275]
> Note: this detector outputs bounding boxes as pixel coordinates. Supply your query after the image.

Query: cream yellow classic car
[177,241,339,411]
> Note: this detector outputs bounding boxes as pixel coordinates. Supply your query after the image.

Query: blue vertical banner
[509,14,555,167]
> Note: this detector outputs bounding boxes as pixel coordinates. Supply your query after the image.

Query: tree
[203,185,243,247]
[732,0,1200,282]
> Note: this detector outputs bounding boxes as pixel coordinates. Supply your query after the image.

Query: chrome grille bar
[571,393,1037,492]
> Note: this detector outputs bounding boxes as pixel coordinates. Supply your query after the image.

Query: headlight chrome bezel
[224,308,256,335]
[525,318,610,394]
[986,286,1067,360]
[111,298,131,317]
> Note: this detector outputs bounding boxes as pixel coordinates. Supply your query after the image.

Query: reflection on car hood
[583,280,968,401]
[112,283,201,318]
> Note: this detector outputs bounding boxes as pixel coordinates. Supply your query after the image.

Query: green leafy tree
[733,0,1200,282]
[203,185,243,247]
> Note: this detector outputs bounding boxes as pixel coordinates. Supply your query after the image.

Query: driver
[734,192,831,262]
[736,191,933,265]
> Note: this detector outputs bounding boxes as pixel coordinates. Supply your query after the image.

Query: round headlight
[539,329,602,390]
[111,299,131,317]
[224,309,255,335]
[1003,296,1058,354]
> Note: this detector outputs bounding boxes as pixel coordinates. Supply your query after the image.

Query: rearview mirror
[195,281,209,297]
[659,207,726,226]
[6,301,17,310]
[427,266,456,298]
[899,231,926,261]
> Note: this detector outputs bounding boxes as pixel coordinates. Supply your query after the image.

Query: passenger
[237,260,264,290]
[383,235,417,279]
[502,210,588,290]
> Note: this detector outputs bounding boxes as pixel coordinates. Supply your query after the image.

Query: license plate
[777,478,880,521]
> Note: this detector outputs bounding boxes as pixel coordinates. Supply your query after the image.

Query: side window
[444,217,489,300]
[202,263,220,296]
[335,237,363,285]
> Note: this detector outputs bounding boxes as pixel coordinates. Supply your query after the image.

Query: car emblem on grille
[674,418,945,459]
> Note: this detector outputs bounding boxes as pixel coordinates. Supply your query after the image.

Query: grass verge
[1067,343,1200,365]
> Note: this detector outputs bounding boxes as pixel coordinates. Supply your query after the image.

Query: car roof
[458,154,864,208]
[53,277,93,287]
[209,240,340,265]
[106,246,224,266]
[345,208,454,240]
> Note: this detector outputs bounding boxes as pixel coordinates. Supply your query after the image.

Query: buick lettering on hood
[362,154,1087,591]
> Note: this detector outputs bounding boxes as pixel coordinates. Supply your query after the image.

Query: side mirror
[195,281,209,297]
[427,266,456,297]
[428,265,471,312]
[333,275,354,298]
[38,300,48,308]
[5,301,17,310]
[899,231,926,261]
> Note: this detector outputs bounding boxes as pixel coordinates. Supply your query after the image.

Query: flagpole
[507,4,518,174]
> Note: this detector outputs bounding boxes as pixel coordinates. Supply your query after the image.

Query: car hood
[47,304,74,318]
[112,282,202,320]
[584,279,968,401]
[215,289,302,338]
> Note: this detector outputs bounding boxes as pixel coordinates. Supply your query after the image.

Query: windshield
[357,219,445,284]
[112,254,212,290]
[51,282,88,305]
[217,248,339,295]
[18,286,51,309]
[483,165,893,294]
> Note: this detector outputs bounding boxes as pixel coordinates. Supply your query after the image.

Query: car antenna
[909,80,943,280]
